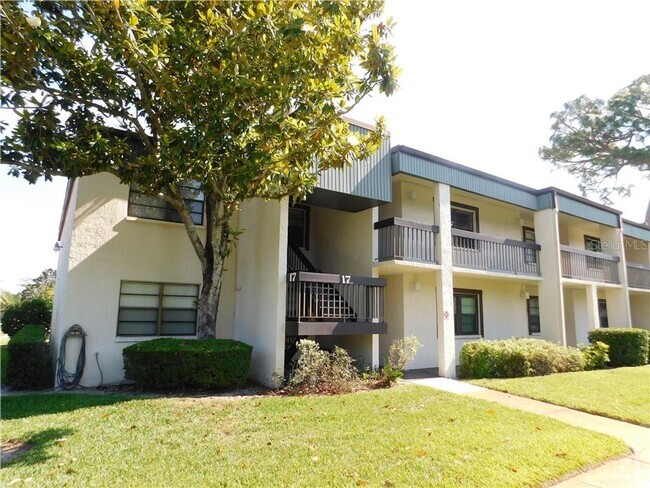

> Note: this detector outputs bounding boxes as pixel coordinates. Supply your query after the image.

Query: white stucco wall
[234,198,288,386]
[452,276,534,362]
[601,226,632,326]
[378,180,406,220]
[51,173,238,386]
[379,274,405,364]
[395,180,435,225]
[402,272,439,369]
[534,208,566,344]
[450,190,535,239]
[51,180,78,358]
[629,294,650,329]
[563,289,577,346]
[567,288,589,346]
[558,216,603,248]
[624,237,649,266]
[310,206,374,276]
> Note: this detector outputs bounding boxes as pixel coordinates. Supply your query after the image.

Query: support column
[585,284,600,335]
[602,225,632,326]
[371,205,380,370]
[534,208,566,344]
[234,198,288,386]
[433,183,455,377]
[371,335,379,369]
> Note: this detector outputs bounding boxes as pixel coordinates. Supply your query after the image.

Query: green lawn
[471,366,650,427]
[1,385,626,487]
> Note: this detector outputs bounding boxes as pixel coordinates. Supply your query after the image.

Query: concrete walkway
[407,377,650,488]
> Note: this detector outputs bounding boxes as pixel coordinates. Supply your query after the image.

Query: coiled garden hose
[56,324,87,390]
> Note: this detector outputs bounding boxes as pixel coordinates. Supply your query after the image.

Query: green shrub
[286,340,360,394]
[123,338,253,390]
[581,341,610,370]
[373,336,423,385]
[459,338,584,379]
[1,297,52,337]
[6,325,53,390]
[588,328,649,367]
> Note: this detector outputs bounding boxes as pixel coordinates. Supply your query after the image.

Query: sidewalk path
[407,377,650,488]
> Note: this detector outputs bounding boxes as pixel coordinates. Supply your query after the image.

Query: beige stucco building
[51,127,650,387]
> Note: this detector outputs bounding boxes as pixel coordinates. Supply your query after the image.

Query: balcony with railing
[626,262,650,289]
[451,229,541,276]
[286,271,387,336]
[560,246,620,284]
[374,217,439,263]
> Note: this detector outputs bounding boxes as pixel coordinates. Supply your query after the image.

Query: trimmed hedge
[460,338,584,379]
[6,325,53,390]
[588,328,649,367]
[1,297,52,337]
[123,338,253,390]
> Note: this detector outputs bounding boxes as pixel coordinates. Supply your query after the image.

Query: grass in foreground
[470,366,650,427]
[1,385,626,487]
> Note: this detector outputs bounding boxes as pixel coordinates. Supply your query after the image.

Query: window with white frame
[117,281,199,336]
[128,182,205,225]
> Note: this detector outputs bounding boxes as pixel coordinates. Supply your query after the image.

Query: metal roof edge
[392,145,542,195]
[391,146,625,220]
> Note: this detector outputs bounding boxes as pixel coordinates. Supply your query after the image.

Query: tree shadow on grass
[1,427,74,467]
[1,393,134,420]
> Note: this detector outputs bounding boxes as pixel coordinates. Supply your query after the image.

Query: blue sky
[1,0,649,293]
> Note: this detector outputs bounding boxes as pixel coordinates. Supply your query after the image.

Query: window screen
[117,281,199,336]
[128,182,204,225]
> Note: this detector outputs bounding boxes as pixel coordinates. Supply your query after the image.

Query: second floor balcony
[374,218,541,276]
[560,246,620,284]
[375,217,439,263]
[627,262,650,289]
[451,229,541,276]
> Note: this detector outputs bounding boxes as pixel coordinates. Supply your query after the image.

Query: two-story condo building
[51,122,650,387]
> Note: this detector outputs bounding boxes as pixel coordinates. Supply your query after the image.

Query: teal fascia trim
[623,220,650,241]
[391,146,626,228]
[392,147,539,210]
[556,194,620,228]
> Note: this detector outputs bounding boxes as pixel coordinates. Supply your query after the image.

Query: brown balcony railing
[452,229,541,275]
[627,262,650,289]
[286,271,386,335]
[374,217,439,263]
[560,246,620,283]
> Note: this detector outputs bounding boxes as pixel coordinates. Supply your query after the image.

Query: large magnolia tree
[1,0,398,338]
[539,74,649,203]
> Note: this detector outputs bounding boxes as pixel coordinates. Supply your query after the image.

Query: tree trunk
[196,218,231,339]
[164,185,232,340]
[197,266,223,339]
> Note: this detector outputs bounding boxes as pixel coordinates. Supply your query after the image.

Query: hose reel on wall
[57,324,100,389]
